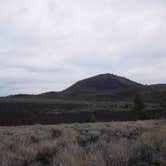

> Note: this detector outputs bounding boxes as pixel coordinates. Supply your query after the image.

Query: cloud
[0,0,166,95]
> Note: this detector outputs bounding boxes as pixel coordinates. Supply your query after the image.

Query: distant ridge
[6,73,166,101]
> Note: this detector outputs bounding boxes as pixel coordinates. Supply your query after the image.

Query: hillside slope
[58,73,143,100]
[5,73,166,101]
[63,73,142,92]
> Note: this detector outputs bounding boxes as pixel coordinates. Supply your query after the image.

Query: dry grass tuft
[0,120,165,166]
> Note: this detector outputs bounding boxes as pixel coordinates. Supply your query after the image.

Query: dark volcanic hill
[58,73,143,100]
[5,73,166,101]
[32,73,148,101]
[64,73,142,92]
[39,73,166,101]
[0,73,166,125]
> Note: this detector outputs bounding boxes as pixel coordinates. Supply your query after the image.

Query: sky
[0,0,166,96]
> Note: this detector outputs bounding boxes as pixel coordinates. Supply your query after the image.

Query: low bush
[0,120,165,166]
[87,113,97,123]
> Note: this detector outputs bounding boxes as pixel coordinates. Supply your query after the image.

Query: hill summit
[56,73,143,100]
[7,73,166,101]
[64,73,142,92]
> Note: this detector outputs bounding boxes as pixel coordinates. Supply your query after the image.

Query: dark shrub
[160,99,166,111]
[87,113,97,123]
[134,94,145,112]
[36,144,57,165]
[133,94,146,119]
[51,129,62,138]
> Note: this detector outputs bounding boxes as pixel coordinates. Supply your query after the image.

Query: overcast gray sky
[0,0,166,96]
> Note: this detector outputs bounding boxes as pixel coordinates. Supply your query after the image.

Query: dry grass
[0,120,165,166]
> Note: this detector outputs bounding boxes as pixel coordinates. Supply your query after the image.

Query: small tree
[133,94,146,119]
[134,94,145,111]
[87,113,97,123]
[160,99,166,110]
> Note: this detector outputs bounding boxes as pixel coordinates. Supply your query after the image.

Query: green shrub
[133,94,147,119]
[87,114,97,123]
[160,99,166,110]
[133,94,145,111]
